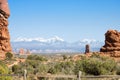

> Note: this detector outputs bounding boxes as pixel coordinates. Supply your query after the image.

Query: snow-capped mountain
[80,39,97,44]
[13,36,64,43]
[11,36,104,53]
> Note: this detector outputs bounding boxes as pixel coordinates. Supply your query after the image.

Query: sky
[8,0,120,42]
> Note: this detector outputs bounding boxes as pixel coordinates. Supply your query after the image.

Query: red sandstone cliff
[0,0,12,59]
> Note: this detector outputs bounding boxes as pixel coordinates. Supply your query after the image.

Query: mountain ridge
[11,36,104,53]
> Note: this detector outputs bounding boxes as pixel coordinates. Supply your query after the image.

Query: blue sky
[8,0,120,42]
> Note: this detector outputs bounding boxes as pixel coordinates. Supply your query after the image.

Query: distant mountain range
[11,36,104,53]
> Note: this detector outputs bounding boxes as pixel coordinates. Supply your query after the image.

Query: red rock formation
[100,30,120,57]
[0,0,11,59]
[85,44,90,54]
[0,0,10,18]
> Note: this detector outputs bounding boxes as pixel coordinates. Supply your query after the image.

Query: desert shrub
[54,63,62,74]
[48,67,56,74]
[5,52,13,60]
[86,58,115,75]
[48,61,74,74]
[0,61,12,80]
[74,55,116,75]
[27,55,47,61]
[26,60,39,68]
[37,63,48,74]
[61,61,74,74]
[82,58,104,75]
[12,65,20,74]
[74,60,83,75]
[62,55,67,60]
[16,59,49,75]
[27,66,34,74]
[116,63,120,75]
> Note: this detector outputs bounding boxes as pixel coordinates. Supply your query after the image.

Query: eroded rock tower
[0,0,12,58]
[100,30,120,57]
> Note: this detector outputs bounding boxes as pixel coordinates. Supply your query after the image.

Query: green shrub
[74,60,83,75]
[0,61,12,80]
[82,58,103,75]
[116,63,120,75]
[74,55,116,75]
[27,55,47,61]
[62,55,67,60]
[12,65,20,74]
[5,52,13,60]
[48,67,56,74]
[49,61,74,74]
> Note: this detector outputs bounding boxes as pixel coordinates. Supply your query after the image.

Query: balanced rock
[0,0,11,59]
[100,30,120,57]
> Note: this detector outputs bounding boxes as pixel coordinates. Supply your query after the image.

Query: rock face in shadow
[0,0,11,59]
[100,30,120,57]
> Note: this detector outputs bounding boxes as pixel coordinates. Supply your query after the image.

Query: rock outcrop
[0,0,11,59]
[85,44,90,54]
[100,30,120,57]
